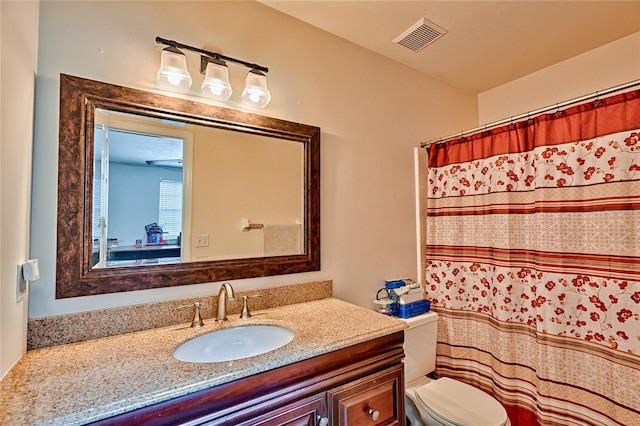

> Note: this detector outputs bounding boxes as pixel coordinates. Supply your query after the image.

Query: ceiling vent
[393,18,447,52]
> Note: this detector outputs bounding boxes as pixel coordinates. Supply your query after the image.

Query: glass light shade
[240,69,271,108]
[156,46,192,92]
[200,58,233,101]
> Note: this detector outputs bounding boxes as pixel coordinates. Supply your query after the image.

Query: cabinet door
[327,364,404,426]
[231,393,327,426]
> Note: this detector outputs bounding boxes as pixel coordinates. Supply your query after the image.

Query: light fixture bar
[155,36,268,74]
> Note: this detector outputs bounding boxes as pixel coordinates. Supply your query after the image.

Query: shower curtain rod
[420,79,640,149]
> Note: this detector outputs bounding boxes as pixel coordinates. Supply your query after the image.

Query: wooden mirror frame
[56,74,320,298]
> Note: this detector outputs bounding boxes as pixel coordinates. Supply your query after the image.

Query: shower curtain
[423,89,640,426]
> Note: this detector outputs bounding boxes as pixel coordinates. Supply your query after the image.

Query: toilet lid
[414,378,508,426]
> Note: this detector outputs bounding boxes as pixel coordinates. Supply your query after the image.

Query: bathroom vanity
[0,298,406,425]
[97,332,404,425]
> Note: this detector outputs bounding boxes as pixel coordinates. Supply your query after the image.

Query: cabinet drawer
[328,364,404,426]
[219,393,326,426]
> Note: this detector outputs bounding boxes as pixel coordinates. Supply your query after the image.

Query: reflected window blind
[159,179,183,239]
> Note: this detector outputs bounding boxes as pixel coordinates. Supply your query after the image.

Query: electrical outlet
[195,234,209,247]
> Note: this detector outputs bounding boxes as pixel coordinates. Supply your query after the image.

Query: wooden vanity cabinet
[92,331,405,426]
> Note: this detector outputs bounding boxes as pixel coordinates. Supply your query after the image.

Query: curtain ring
[553,103,564,118]
[593,91,603,107]
[527,112,534,125]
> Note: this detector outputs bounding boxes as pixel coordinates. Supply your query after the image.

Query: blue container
[385,279,406,289]
[391,299,431,318]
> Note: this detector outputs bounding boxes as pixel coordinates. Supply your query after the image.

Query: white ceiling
[259,0,640,94]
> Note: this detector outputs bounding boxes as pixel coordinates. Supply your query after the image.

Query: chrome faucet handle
[240,295,262,319]
[177,301,204,328]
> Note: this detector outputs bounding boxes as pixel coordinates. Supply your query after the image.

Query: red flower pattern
[556,163,575,175]
[428,130,640,198]
[624,132,639,147]
[617,308,632,323]
[616,331,629,340]
[425,130,640,353]
[425,260,639,354]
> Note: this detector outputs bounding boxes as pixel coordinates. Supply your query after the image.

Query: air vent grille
[393,18,447,52]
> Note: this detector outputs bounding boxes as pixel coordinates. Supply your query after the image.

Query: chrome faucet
[215,282,235,321]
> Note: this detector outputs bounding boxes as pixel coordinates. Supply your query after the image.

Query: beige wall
[30,1,477,317]
[1,0,39,378]
[190,128,303,260]
[478,32,640,123]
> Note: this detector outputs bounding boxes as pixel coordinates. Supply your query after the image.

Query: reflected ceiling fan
[145,159,183,168]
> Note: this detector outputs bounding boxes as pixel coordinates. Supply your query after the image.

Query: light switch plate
[195,234,209,247]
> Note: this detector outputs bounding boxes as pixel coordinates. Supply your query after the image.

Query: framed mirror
[56,74,320,298]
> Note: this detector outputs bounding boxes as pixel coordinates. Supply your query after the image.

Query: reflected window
[159,179,183,241]
[92,115,185,268]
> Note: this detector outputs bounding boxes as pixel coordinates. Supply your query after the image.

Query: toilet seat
[409,378,509,426]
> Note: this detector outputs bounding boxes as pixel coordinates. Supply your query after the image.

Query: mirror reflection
[91,108,304,269]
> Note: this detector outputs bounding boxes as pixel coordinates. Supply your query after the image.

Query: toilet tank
[401,311,438,384]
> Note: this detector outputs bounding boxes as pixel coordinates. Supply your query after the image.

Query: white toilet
[402,312,511,426]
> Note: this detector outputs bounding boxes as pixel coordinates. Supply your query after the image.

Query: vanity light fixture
[156,37,271,108]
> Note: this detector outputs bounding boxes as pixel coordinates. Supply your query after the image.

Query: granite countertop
[0,298,407,425]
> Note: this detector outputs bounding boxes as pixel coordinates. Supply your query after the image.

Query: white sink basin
[173,325,294,363]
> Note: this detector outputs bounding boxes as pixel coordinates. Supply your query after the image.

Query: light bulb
[167,74,182,87]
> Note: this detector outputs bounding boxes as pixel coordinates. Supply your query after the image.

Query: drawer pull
[317,416,329,426]
[368,409,380,421]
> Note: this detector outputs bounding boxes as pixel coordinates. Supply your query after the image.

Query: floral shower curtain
[423,89,640,426]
